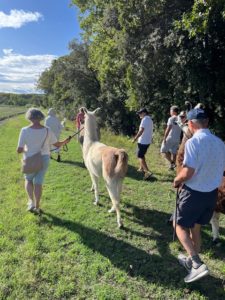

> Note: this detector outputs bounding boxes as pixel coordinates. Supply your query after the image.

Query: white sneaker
[27,199,35,212]
[178,254,192,273]
[184,264,209,283]
[27,204,35,212]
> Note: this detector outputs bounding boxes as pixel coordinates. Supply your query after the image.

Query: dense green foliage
[38,0,225,138]
[0,93,44,107]
[0,116,225,299]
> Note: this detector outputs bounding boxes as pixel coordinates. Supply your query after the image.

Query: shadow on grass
[60,160,86,168]
[152,171,174,183]
[126,164,158,182]
[40,209,225,299]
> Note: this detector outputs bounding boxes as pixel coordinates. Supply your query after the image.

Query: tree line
[0,93,44,107]
[37,0,225,138]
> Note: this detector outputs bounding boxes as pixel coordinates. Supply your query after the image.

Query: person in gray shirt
[160,105,181,170]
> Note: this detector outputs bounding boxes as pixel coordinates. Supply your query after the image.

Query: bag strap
[40,127,48,150]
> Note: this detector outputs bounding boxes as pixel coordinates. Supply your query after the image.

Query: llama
[176,126,225,242]
[82,108,128,228]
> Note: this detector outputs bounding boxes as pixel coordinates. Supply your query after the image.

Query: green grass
[0,115,225,299]
[0,105,26,120]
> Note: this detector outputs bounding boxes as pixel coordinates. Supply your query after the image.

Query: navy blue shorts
[174,185,217,228]
[137,143,150,158]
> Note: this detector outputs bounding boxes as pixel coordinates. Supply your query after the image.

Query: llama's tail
[114,149,128,178]
[102,148,128,180]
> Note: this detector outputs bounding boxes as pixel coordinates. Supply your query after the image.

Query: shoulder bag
[21,128,48,174]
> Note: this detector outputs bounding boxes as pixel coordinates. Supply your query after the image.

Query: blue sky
[0,0,81,93]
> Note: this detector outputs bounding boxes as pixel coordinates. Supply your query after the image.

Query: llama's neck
[83,117,99,155]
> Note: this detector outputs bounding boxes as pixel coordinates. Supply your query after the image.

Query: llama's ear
[93,107,101,114]
[82,107,88,114]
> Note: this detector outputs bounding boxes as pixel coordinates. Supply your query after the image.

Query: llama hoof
[108,207,116,213]
[93,201,98,205]
[90,188,95,192]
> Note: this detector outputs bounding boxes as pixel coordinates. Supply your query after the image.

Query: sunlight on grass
[0,116,224,299]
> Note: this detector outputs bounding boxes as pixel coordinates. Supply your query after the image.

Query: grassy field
[0,115,225,300]
[0,105,26,120]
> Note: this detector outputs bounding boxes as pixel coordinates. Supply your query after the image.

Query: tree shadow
[39,210,225,298]
[201,225,225,259]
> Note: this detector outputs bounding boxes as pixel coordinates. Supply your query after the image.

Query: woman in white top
[17,108,70,214]
[44,108,64,162]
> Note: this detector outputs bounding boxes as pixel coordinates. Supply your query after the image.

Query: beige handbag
[21,128,48,174]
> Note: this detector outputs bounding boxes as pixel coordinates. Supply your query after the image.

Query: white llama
[82,108,128,228]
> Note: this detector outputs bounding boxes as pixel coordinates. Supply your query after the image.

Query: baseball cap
[137,108,148,114]
[187,108,208,120]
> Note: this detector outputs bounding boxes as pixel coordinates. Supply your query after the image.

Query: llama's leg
[210,212,220,241]
[106,181,123,228]
[90,173,99,205]
[117,180,123,196]
[108,180,123,213]
[90,183,94,192]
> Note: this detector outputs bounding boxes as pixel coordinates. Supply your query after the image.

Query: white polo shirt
[183,129,225,192]
[138,115,153,145]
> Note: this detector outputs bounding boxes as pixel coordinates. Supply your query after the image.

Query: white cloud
[0,9,42,29]
[0,49,57,94]
[3,49,13,55]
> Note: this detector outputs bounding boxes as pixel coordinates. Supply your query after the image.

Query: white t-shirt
[184,129,225,192]
[44,116,63,139]
[167,116,181,142]
[138,115,153,145]
[18,126,57,158]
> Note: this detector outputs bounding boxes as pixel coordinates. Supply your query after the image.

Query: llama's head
[81,107,100,116]
[82,107,101,141]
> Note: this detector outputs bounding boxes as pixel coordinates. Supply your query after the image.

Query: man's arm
[173,166,195,188]
[163,125,172,142]
[132,127,144,143]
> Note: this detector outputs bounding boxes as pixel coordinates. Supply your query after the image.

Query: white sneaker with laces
[184,264,209,283]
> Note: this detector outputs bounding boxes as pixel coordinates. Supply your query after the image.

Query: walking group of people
[132,104,225,283]
[17,104,225,283]
[132,105,184,180]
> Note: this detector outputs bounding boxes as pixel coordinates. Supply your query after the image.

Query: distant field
[0,105,26,120]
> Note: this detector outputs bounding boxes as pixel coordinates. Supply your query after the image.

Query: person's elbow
[17,147,23,154]
[139,128,144,134]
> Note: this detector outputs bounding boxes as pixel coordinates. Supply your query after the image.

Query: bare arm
[53,138,70,148]
[132,127,144,143]
[173,166,195,188]
[163,125,172,142]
